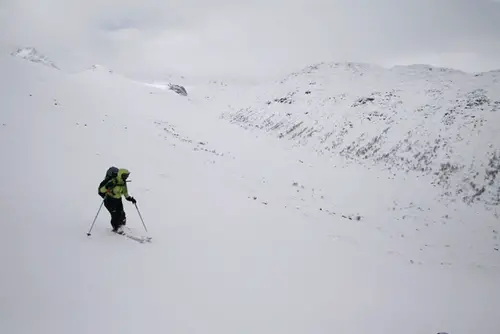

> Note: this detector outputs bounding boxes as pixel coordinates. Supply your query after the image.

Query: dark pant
[104,197,126,230]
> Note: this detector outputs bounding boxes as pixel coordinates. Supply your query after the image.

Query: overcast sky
[1,0,500,79]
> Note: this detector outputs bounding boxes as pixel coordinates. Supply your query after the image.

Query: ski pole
[87,200,104,236]
[134,203,148,232]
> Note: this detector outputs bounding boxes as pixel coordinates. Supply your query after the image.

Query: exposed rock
[168,83,188,96]
[11,47,59,70]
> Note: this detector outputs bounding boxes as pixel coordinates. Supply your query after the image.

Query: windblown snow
[0,51,499,334]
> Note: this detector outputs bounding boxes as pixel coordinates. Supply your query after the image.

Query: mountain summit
[11,47,59,70]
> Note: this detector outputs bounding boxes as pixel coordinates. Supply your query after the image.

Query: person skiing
[98,168,137,234]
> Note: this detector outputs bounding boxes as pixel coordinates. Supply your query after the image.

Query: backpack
[105,166,119,179]
[98,166,119,198]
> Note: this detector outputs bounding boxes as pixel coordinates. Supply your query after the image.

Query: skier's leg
[117,199,126,227]
[105,197,122,231]
[103,198,114,229]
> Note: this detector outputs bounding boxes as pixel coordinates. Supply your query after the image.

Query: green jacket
[99,168,130,199]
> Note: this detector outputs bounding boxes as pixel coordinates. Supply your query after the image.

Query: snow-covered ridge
[11,47,59,70]
[220,61,500,217]
[86,64,113,74]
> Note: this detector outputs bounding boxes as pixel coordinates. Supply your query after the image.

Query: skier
[98,168,137,234]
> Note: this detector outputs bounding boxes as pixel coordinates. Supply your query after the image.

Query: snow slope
[0,53,499,334]
[219,62,500,218]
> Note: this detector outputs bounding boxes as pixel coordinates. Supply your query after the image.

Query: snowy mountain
[86,64,114,74]
[11,47,59,69]
[1,51,499,334]
[219,61,500,219]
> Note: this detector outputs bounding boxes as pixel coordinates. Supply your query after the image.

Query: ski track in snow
[0,53,499,334]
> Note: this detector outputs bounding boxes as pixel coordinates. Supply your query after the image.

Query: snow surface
[0,53,499,334]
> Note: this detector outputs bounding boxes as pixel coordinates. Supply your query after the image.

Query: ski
[123,233,152,243]
[113,229,152,243]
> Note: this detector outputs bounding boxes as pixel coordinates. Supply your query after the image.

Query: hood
[117,168,130,184]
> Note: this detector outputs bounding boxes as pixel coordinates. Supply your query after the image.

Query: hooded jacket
[99,168,130,199]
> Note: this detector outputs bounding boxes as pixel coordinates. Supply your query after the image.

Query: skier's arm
[122,184,129,198]
[123,184,137,203]
[98,181,106,197]
[98,185,106,194]
[99,179,114,196]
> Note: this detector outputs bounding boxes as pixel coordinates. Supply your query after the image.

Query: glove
[126,196,136,204]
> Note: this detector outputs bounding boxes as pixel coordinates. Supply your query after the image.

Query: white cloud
[1,0,500,79]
